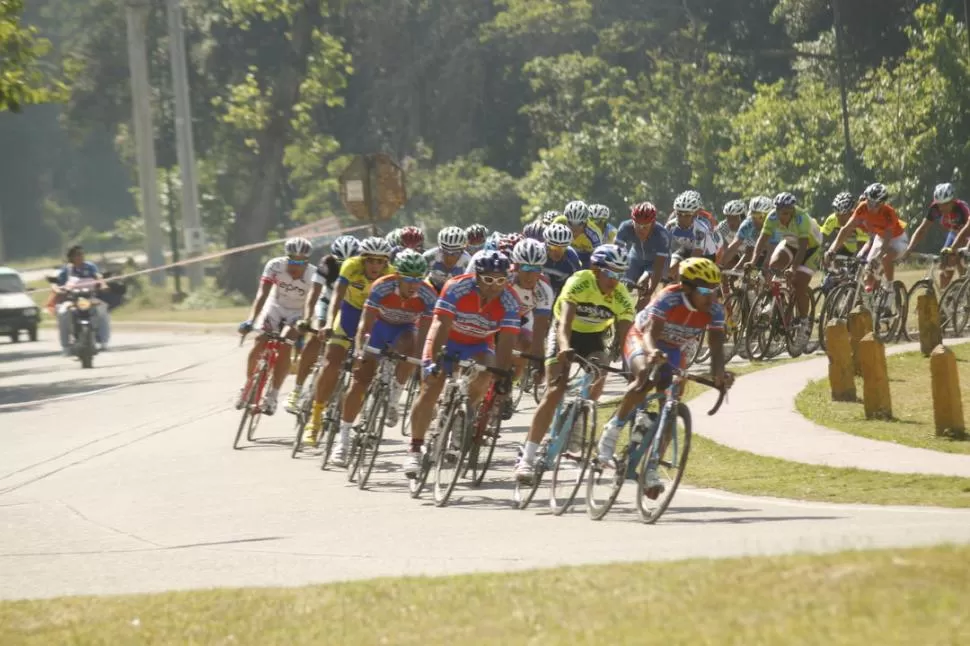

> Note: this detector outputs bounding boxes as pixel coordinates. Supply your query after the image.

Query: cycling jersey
[599,222,618,243]
[761,209,822,249]
[260,256,317,311]
[848,203,904,238]
[552,216,603,266]
[553,270,635,334]
[735,217,769,249]
[820,213,868,253]
[433,273,520,345]
[925,199,970,233]
[423,247,471,291]
[337,256,393,311]
[512,276,554,333]
[615,220,670,283]
[637,284,725,349]
[364,274,437,327]
[667,217,720,259]
[543,247,583,294]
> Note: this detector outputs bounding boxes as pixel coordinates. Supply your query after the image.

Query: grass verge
[2,544,969,645]
[795,344,970,454]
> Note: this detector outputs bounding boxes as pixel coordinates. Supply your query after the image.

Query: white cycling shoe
[403,450,421,477]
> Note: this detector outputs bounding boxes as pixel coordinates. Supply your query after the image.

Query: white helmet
[563,200,589,225]
[359,236,393,257]
[722,200,746,218]
[588,203,610,223]
[673,191,703,213]
[864,183,889,204]
[544,223,574,246]
[934,182,956,204]
[437,226,467,253]
[748,195,773,215]
[590,244,630,273]
[330,235,359,261]
[284,237,313,256]
[512,238,547,266]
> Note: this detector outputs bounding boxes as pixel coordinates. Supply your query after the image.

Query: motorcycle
[65,287,100,369]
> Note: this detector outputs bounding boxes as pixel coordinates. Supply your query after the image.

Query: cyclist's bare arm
[647,255,666,296]
[531,313,550,361]
[829,217,859,254]
[424,314,453,364]
[613,320,632,355]
[415,317,432,356]
[556,301,577,354]
[302,282,323,322]
[246,281,273,325]
[354,307,379,351]
[751,232,767,268]
[720,238,743,268]
[905,218,931,255]
[494,329,517,370]
[707,328,728,382]
[323,281,348,332]
[953,219,970,250]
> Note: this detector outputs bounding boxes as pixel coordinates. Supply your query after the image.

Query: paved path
[1,332,968,600]
[692,341,970,477]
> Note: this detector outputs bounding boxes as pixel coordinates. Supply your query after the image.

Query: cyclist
[901,182,970,288]
[667,191,721,279]
[301,236,394,444]
[424,227,471,291]
[466,224,489,254]
[553,201,603,267]
[237,237,316,415]
[522,220,546,241]
[541,223,582,295]
[516,244,635,484]
[821,192,869,258]
[720,195,774,269]
[540,210,561,227]
[589,204,617,243]
[403,250,520,477]
[399,226,425,252]
[749,192,821,348]
[596,257,732,496]
[286,235,360,413]
[715,200,746,259]
[506,238,554,417]
[826,183,908,289]
[329,250,437,465]
[614,201,671,307]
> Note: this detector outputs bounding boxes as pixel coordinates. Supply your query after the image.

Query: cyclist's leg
[792,246,818,319]
[597,329,655,459]
[882,233,907,282]
[769,241,793,274]
[524,326,570,455]
[307,308,356,429]
[270,315,301,391]
[941,231,958,288]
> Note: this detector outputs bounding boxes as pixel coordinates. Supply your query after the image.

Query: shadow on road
[0,379,130,410]
[663,514,843,525]
[0,347,65,363]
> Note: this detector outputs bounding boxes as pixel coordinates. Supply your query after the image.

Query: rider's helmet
[540,210,561,226]
[437,226,467,253]
[722,200,747,218]
[673,191,703,214]
[359,236,393,258]
[399,226,424,250]
[512,238,547,266]
[588,203,610,226]
[543,223,574,246]
[832,191,856,215]
[630,202,658,223]
[749,195,773,215]
[563,200,590,226]
[385,228,402,247]
[679,257,721,288]
[498,232,523,257]
[284,237,313,257]
[863,183,889,205]
[393,248,428,278]
[934,182,956,204]
[590,244,630,273]
[522,221,546,241]
[465,224,489,248]
[473,250,512,275]
[773,192,797,208]
[483,231,503,251]
[330,235,360,261]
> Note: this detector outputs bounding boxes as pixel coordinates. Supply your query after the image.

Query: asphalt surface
[1,331,969,600]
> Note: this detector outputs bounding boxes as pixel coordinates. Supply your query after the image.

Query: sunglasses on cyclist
[287,258,308,266]
[478,274,508,286]
[598,267,622,281]
[399,275,424,284]
[693,285,717,295]
[517,264,543,273]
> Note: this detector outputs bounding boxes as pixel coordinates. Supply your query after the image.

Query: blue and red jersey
[925,199,970,232]
[364,274,437,327]
[432,273,521,345]
[638,284,724,349]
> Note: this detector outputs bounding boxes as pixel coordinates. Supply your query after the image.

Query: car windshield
[0,274,25,294]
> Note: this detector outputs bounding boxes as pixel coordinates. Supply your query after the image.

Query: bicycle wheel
[550,403,594,516]
[513,444,546,510]
[466,395,501,487]
[585,442,630,521]
[873,281,906,343]
[902,279,932,341]
[357,390,388,490]
[318,378,345,470]
[232,370,263,450]
[399,372,419,437]
[804,288,822,355]
[948,278,970,336]
[720,292,741,363]
[433,403,471,507]
[940,279,962,336]
[636,403,692,524]
[743,293,775,361]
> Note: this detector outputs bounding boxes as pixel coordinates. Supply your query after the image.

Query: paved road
[1,332,969,600]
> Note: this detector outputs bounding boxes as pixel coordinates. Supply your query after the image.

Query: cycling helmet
[483,231,502,251]
[749,195,773,215]
[722,200,747,218]
[590,244,630,273]
[399,226,424,250]
[473,250,511,275]
[774,192,797,208]
[522,221,546,241]
[563,200,590,225]
[498,232,523,257]
[684,189,703,206]
[832,191,856,214]
[544,222,574,246]
[864,183,889,204]
[540,210,561,226]
[284,236,313,257]
[330,235,360,261]
[385,228,402,247]
[630,202,658,223]
[512,238,547,266]
[359,236,393,258]
[673,191,703,213]
[465,224,488,247]
[588,203,610,224]
[393,248,428,277]
[934,182,956,204]
[679,257,721,288]
[437,226,467,253]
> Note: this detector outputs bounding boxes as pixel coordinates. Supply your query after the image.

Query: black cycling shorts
[544,325,607,366]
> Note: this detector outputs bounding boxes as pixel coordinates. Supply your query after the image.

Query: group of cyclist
[235,180,969,489]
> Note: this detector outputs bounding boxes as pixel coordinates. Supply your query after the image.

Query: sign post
[339,153,407,234]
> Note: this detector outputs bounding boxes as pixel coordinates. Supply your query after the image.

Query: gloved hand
[238,320,254,335]
[422,358,439,379]
[295,319,311,332]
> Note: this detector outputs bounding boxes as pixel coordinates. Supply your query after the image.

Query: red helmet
[399,226,425,250]
[498,233,523,257]
[631,202,657,223]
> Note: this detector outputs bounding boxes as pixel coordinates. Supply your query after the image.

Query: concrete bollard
[825,320,856,402]
[858,333,892,420]
[930,344,965,437]
[917,293,943,357]
[847,309,873,377]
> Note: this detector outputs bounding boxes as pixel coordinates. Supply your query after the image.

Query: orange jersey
[849,203,904,238]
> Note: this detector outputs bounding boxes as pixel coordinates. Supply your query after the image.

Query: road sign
[339,153,408,224]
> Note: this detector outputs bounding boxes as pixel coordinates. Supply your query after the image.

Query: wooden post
[825,320,856,401]
[847,309,873,377]
[858,333,892,420]
[930,344,965,437]
[917,293,942,357]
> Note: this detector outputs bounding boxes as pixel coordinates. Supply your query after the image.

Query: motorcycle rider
[51,245,110,355]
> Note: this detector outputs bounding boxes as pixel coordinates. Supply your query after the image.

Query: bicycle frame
[240,332,288,409]
[542,367,597,468]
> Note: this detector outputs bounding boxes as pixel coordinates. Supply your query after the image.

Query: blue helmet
[483,231,503,251]
[473,250,511,275]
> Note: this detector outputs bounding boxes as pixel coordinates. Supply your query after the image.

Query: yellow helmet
[679,257,721,287]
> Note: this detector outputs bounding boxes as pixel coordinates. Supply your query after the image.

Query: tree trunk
[220,0,322,296]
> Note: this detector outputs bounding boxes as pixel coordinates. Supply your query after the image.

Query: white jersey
[260,256,316,312]
[667,217,720,258]
[715,220,739,249]
[423,247,472,290]
[511,277,555,319]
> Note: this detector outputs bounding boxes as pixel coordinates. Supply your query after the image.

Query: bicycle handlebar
[646,362,728,416]
[568,351,629,378]
[361,340,423,366]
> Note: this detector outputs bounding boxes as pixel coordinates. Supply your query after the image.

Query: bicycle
[290,327,325,458]
[398,371,420,437]
[513,353,627,514]
[816,255,863,350]
[310,332,355,470]
[950,249,970,335]
[586,364,728,523]
[408,356,511,507]
[743,270,815,360]
[345,340,421,489]
[233,329,293,450]
[720,265,761,360]
[823,253,905,343]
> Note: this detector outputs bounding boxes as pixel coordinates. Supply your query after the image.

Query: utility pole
[165,0,205,289]
[125,0,166,286]
[965,0,970,64]
[832,0,856,188]
[0,204,6,265]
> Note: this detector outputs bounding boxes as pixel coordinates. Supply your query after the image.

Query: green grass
[2,544,969,645]
[796,345,970,454]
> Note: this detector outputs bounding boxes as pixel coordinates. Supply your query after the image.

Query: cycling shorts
[366,319,414,353]
[622,328,685,391]
[256,302,302,334]
[775,240,820,275]
[544,326,606,366]
[331,303,362,349]
[439,338,492,376]
[866,233,908,263]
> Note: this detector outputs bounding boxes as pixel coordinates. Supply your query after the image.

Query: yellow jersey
[337,256,393,310]
[552,215,604,261]
[553,270,635,334]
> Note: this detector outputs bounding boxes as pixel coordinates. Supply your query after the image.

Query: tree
[0,0,65,112]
